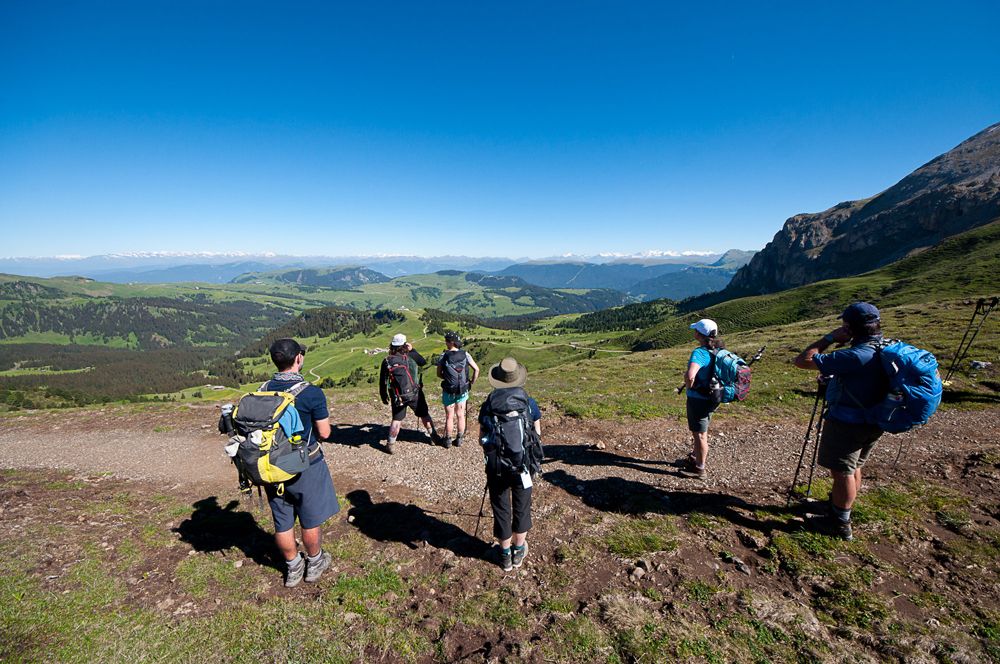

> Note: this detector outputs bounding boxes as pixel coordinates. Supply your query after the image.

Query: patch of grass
[791,478,832,502]
[944,528,1000,567]
[614,622,676,662]
[974,610,1000,661]
[327,530,371,560]
[687,511,720,530]
[604,515,678,556]
[684,579,721,604]
[175,552,243,600]
[541,595,576,614]
[139,522,174,548]
[642,586,665,602]
[330,563,405,610]
[115,537,143,569]
[457,587,525,629]
[935,507,972,531]
[812,574,892,630]
[676,636,725,663]
[545,615,615,663]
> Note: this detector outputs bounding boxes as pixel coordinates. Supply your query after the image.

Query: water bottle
[219,404,236,436]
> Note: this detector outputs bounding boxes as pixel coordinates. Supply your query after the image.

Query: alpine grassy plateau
[1,123,1000,663]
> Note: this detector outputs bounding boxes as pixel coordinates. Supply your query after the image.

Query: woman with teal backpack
[681,318,723,479]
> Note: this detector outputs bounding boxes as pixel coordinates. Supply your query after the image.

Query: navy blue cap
[839,302,880,326]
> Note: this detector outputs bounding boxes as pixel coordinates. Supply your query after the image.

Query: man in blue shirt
[794,302,888,540]
[261,338,340,586]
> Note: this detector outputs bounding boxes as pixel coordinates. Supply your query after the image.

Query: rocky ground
[1,399,999,662]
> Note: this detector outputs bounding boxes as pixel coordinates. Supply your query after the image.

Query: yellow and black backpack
[230,382,311,495]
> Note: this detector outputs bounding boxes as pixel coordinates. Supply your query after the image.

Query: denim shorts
[442,391,469,407]
[265,453,340,532]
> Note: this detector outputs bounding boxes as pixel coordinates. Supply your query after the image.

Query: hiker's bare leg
[512,531,526,547]
[301,526,322,557]
[691,431,709,466]
[854,467,863,493]
[421,415,435,433]
[831,470,858,510]
[274,528,299,561]
[444,404,456,438]
[456,402,467,437]
[389,420,402,439]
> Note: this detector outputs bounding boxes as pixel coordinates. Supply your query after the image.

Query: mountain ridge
[727,122,1000,296]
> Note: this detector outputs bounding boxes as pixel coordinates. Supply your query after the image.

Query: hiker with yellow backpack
[223,339,340,587]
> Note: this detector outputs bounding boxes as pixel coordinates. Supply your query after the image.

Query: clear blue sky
[2,1,998,258]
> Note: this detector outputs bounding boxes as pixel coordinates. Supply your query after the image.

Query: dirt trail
[2,400,998,508]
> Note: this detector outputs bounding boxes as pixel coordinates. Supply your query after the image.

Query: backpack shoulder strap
[287,381,310,398]
[259,380,270,391]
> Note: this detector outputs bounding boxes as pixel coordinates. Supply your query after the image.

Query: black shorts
[391,389,430,421]
[487,471,532,541]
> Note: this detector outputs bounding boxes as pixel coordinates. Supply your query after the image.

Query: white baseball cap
[690,319,718,337]
[391,333,407,346]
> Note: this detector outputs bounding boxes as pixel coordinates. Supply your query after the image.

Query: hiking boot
[811,515,854,541]
[441,436,453,449]
[500,549,513,572]
[512,543,528,568]
[284,557,305,588]
[304,551,332,583]
[679,459,706,479]
[454,434,463,447]
[385,440,395,455]
[428,430,441,445]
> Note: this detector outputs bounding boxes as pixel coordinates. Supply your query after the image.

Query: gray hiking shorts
[818,417,884,474]
[686,396,718,433]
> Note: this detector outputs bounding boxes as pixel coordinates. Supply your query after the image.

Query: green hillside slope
[634,219,1000,350]
[230,266,390,288]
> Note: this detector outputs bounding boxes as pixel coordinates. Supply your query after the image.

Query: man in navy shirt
[794,302,888,540]
[261,338,340,587]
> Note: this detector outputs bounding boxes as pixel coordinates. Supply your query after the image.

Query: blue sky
[1,1,998,259]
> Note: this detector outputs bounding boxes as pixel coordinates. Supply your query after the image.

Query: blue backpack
[701,349,753,404]
[867,341,942,433]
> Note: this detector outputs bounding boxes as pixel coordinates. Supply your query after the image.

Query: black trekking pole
[787,385,823,507]
[804,393,829,500]
[944,297,998,384]
[471,482,488,539]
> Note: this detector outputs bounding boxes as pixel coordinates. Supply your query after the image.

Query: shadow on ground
[174,496,282,571]
[328,423,435,452]
[346,489,489,560]
[543,443,680,477]
[942,389,1000,405]
[544,468,815,537]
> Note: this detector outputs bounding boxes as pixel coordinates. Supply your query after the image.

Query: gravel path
[2,400,998,508]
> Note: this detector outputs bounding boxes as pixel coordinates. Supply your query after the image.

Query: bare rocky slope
[727,122,1000,296]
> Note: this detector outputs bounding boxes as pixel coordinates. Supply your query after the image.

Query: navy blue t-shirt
[263,379,330,448]
[813,337,889,424]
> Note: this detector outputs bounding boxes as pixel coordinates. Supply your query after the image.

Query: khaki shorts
[818,417,884,474]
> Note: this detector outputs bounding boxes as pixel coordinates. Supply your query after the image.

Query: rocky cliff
[727,122,1000,296]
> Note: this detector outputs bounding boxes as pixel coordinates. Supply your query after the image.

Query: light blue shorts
[442,391,469,407]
